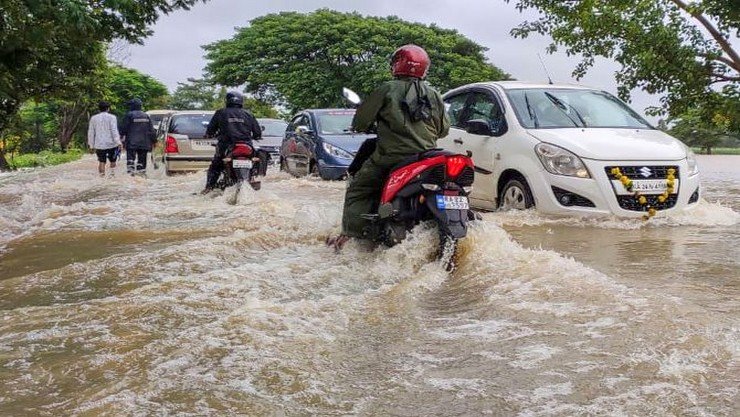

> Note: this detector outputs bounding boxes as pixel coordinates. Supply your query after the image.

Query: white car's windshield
[506,88,653,129]
[318,112,355,135]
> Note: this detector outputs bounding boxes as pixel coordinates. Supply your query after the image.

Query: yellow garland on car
[610,167,676,220]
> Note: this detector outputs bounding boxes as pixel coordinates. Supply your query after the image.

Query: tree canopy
[170,78,225,111]
[504,0,739,127]
[0,0,208,169]
[106,66,170,113]
[204,9,510,111]
[169,78,280,118]
[1,63,171,158]
[669,108,733,153]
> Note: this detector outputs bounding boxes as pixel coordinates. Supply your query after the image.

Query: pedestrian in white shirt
[87,101,122,176]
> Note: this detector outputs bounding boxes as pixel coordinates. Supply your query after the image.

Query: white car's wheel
[500,178,534,210]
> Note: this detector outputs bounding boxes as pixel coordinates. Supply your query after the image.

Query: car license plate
[233,159,253,169]
[611,179,679,195]
[192,140,215,150]
[436,195,469,210]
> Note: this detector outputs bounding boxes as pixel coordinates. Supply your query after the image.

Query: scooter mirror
[342,88,362,106]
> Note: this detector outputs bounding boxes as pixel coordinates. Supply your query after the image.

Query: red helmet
[391,44,430,78]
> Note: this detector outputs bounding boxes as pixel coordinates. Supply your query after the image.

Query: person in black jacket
[201,91,262,194]
[120,98,157,175]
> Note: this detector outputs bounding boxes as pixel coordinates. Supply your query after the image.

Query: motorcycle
[342,88,476,269]
[215,142,268,200]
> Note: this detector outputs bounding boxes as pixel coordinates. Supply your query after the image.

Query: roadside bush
[691,147,740,155]
[9,149,84,169]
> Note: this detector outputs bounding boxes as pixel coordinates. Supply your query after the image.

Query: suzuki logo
[639,167,653,178]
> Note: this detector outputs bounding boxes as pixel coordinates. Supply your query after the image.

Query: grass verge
[692,147,740,155]
[9,149,85,169]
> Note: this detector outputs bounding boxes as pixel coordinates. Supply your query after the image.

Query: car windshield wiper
[544,92,587,127]
[524,92,540,128]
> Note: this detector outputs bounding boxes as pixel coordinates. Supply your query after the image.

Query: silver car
[257,118,289,164]
[147,109,175,131]
[161,111,215,175]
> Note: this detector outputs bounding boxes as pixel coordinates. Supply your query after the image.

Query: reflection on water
[0,155,737,416]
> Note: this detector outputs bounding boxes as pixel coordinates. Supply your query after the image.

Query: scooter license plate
[436,195,469,210]
[233,159,253,169]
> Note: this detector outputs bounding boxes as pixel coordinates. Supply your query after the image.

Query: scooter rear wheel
[381,222,407,247]
[439,231,459,272]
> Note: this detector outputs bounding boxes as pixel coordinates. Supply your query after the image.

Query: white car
[438,81,701,218]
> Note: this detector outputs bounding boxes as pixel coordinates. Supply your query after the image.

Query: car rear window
[170,114,212,137]
[150,114,167,126]
[261,120,288,136]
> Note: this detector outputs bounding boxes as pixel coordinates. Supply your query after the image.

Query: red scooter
[343,88,475,268]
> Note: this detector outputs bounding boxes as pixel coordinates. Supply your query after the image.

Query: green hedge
[692,147,740,155]
[9,149,84,169]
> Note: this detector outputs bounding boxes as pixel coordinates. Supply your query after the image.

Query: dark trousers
[341,154,406,238]
[206,142,230,188]
[126,148,148,173]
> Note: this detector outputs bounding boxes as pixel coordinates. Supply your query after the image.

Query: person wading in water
[87,101,122,177]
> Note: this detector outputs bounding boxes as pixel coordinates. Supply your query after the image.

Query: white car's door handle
[453,138,464,145]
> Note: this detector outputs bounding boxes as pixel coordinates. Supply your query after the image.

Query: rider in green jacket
[328,45,450,250]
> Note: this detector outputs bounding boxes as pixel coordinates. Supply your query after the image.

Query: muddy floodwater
[0,155,737,416]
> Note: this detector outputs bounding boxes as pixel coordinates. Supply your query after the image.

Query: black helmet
[128,98,143,111]
[225,91,244,107]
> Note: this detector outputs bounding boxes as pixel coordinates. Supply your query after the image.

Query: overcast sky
[128,0,660,118]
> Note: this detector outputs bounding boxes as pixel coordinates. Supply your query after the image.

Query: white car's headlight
[535,143,590,178]
[686,149,699,176]
[322,142,354,159]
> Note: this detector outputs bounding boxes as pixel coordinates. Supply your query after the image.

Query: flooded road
[0,155,737,416]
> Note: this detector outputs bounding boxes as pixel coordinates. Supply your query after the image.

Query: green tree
[51,51,110,152]
[504,0,740,122]
[2,63,171,157]
[670,88,740,153]
[170,78,223,110]
[242,97,281,119]
[204,9,510,112]
[2,102,56,156]
[671,110,725,154]
[0,0,207,170]
[170,78,282,118]
[106,66,170,115]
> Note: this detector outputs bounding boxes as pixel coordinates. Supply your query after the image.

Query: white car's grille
[605,165,680,180]
[605,165,680,211]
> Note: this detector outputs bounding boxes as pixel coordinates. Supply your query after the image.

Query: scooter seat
[390,148,453,172]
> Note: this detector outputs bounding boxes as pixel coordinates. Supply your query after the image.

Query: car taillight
[446,155,469,178]
[165,135,179,153]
